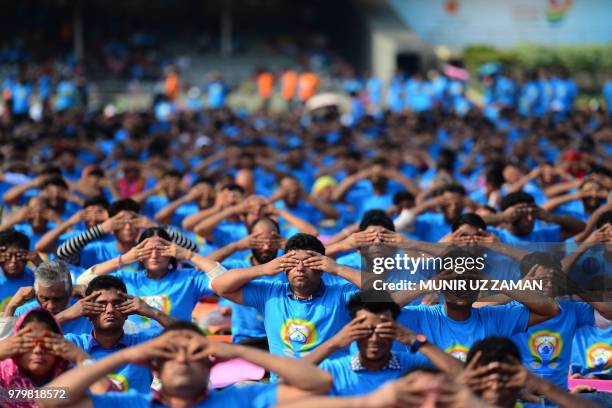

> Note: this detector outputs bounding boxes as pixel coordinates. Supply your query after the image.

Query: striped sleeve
[57,224,104,263]
[167,229,198,252]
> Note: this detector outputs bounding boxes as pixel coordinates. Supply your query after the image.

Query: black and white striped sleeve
[57,224,105,263]
[167,229,199,252]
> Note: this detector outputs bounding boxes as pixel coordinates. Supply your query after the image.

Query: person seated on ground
[35,196,110,255]
[76,227,220,331]
[211,233,361,359]
[65,275,177,393]
[57,198,197,272]
[460,336,599,408]
[303,291,464,396]
[0,308,108,408]
[3,260,93,336]
[40,321,333,408]
[156,176,216,228]
[0,230,39,315]
[482,191,586,243]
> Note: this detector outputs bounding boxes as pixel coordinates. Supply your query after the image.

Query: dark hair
[392,191,415,206]
[41,176,69,190]
[247,217,280,234]
[359,209,395,232]
[0,229,30,250]
[371,157,389,167]
[221,183,245,195]
[192,176,214,187]
[86,275,128,296]
[109,199,141,217]
[482,205,497,214]
[590,164,612,178]
[500,191,535,211]
[162,320,204,335]
[87,168,105,178]
[347,291,400,319]
[485,166,505,189]
[83,196,110,211]
[284,233,325,255]
[163,169,183,179]
[519,252,561,278]
[137,227,178,270]
[452,213,487,232]
[21,310,62,334]
[39,166,63,177]
[466,336,521,366]
[436,184,466,197]
[595,211,612,229]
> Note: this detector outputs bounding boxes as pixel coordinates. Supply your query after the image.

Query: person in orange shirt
[280,68,298,102]
[256,70,274,101]
[298,71,319,102]
[165,67,180,101]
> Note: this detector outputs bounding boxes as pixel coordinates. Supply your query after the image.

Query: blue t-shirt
[89,383,278,408]
[491,225,561,244]
[414,213,452,243]
[570,325,612,379]
[398,303,530,362]
[15,297,93,336]
[0,268,35,314]
[320,351,429,396]
[212,221,249,261]
[66,329,161,393]
[142,195,171,219]
[242,280,358,358]
[512,300,593,390]
[222,258,283,343]
[112,268,212,331]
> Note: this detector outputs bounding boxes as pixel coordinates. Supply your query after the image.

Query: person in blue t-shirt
[303,291,463,397]
[132,169,184,220]
[1,197,59,251]
[58,199,197,271]
[65,275,177,393]
[541,178,608,223]
[43,321,332,408]
[208,217,285,347]
[211,233,362,359]
[332,158,418,221]
[398,246,560,363]
[3,260,92,336]
[35,196,111,256]
[156,176,216,232]
[394,184,472,243]
[483,191,585,244]
[76,227,218,332]
[0,230,37,314]
[570,324,612,380]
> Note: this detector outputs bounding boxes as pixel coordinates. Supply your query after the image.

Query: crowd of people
[0,60,610,408]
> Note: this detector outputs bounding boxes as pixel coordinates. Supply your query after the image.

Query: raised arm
[35,211,83,253]
[2,176,43,205]
[332,169,368,202]
[210,253,298,303]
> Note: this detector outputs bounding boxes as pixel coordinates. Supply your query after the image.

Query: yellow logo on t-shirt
[0,296,12,313]
[444,344,469,362]
[586,342,611,370]
[280,318,318,356]
[528,330,562,367]
[141,295,172,315]
[108,373,130,392]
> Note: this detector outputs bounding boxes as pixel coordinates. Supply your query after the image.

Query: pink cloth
[568,378,612,392]
[209,358,265,389]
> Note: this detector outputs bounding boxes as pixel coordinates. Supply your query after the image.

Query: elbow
[210,278,224,297]
[181,219,192,231]
[311,370,333,395]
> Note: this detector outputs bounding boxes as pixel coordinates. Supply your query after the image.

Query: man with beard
[64,275,176,393]
[542,178,609,222]
[482,191,585,243]
[211,233,362,360]
[397,246,560,362]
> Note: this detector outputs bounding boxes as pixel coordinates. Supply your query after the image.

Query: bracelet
[118,255,124,267]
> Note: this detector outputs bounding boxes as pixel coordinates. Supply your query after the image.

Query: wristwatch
[409,334,428,353]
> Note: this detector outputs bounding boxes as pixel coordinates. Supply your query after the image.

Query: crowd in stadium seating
[0,64,610,408]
